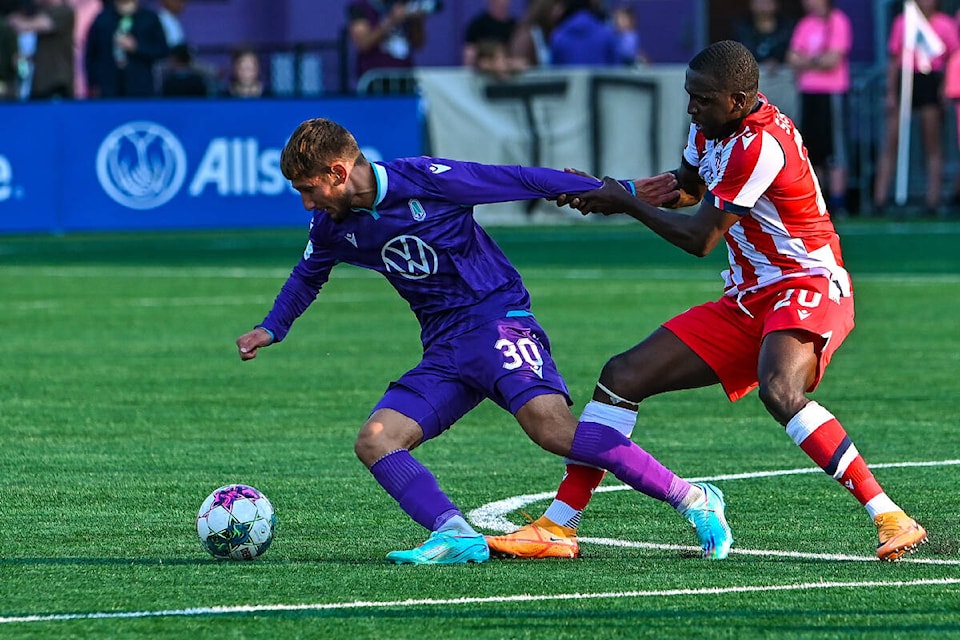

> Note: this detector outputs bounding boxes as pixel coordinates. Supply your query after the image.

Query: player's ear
[330,163,347,185]
[731,90,748,113]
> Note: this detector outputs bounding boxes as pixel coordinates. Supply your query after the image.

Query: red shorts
[663,276,855,402]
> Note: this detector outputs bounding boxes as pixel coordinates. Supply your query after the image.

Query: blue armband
[621,180,636,196]
[256,326,275,343]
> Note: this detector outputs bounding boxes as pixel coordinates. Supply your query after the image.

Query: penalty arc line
[468,459,960,566]
[2,578,960,625]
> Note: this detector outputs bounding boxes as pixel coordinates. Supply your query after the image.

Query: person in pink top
[945,11,960,210]
[873,0,960,216]
[786,0,853,217]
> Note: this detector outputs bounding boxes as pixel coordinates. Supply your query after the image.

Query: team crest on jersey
[408,199,426,221]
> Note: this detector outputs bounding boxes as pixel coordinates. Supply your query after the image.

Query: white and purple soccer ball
[196,484,276,560]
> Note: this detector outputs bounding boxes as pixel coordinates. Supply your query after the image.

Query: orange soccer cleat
[874,510,928,561]
[485,520,580,559]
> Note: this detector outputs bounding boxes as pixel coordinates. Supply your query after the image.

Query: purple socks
[369,449,461,531]
[571,421,692,507]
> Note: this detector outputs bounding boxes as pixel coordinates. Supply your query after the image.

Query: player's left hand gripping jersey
[682,95,851,298]
[260,157,611,347]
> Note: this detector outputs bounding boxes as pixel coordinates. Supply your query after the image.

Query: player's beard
[324,192,357,223]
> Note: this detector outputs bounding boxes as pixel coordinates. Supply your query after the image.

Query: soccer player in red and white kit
[487,39,927,562]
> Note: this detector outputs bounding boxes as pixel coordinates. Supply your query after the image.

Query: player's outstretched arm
[236,328,274,361]
[570,177,736,257]
[566,177,636,216]
[558,168,678,206]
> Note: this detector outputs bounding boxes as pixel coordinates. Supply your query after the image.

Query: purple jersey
[259,156,613,347]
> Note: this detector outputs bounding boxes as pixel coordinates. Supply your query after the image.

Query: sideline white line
[3,578,958,625]
[4,265,960,285]
[6,293,388,312]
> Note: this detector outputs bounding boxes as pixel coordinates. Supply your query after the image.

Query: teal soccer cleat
[680,482,733,560]
[387,530,490,565]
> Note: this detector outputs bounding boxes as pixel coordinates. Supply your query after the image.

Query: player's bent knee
[354,421,397,466]
[532,428,573,457]
[757,382,808,425]
[515,411,576,457]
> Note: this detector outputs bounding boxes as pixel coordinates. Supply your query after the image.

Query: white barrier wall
[416,66,690,223]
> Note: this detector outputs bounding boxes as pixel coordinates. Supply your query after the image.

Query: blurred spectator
[69,0,101,97]
[739,0,797,120]
[222,46,269,98]
[347,0,427,89]
[873,0,960,216]
[6,0,75,99]
[611,4,648,66]
[549,0,617,67]
[786,0,852,216]
[947,24,960,210]
[0,6,18,99]
[462,0,515,68]
[84,0,168,97]
[156,0,185,48]
[735,0,795,72]
[472,38,523,81]
[509,0,562,68]
[160,42,205,96]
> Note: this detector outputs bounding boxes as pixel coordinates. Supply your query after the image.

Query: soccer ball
[196,484,276,560]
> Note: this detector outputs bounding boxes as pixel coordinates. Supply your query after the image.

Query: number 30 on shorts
[495,337,543,371]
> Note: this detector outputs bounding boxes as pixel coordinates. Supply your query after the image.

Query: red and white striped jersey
[682,95,851,298]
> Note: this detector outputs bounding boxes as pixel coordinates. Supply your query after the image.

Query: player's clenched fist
[236,327,273,361]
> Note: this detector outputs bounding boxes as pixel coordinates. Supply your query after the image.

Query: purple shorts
[373,315,572,441]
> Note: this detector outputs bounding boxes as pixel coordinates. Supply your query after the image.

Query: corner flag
[903,0,946,74]
[895,1,947,204]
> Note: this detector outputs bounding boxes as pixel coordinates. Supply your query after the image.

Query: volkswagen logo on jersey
[96,121,187,210]
[381,235,438,280]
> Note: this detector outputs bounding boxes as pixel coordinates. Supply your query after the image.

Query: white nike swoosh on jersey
[429,163,452,174]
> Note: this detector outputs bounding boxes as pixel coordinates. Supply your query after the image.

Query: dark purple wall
[173,0,705,66]
[171,0,876,91]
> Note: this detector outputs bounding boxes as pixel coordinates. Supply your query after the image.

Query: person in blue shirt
[549,0,618,66]
[235,117,733,564]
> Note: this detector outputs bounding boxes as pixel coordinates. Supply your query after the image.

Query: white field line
[578,539,960,566]
[6,294,388,312]
[4,269,958,313]
[469,459,960,534]
[2,578,959,625]
[2,265,959,285]
[470,459,960,566]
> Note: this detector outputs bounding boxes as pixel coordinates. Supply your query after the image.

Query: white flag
[903,0,946,74]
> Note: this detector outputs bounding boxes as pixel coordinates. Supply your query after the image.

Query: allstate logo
[96,121,187,210]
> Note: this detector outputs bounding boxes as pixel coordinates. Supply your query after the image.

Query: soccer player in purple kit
[235,118,733,564]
